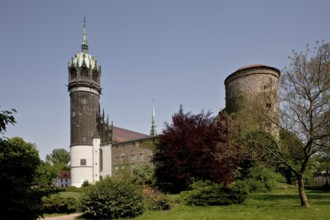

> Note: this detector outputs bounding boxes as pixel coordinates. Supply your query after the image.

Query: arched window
[92,70,98,82]
[70,68,77,79]
[99,149,103,172]
[80,67,89,79]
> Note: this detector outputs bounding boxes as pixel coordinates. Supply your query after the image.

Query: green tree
[34,161,58,188]
[46,148,70,171]
[132,163,155,185]
[0,137,42,220]
[279,42,330,207]
[0,109,58,219]
[0,108,16,134]
[243,42,330,207]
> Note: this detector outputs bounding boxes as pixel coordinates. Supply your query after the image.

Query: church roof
[57,170,71,179]
[112,126,150,143]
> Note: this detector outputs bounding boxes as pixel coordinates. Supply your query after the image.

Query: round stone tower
[68,19,101,187]
[224,64,280,136]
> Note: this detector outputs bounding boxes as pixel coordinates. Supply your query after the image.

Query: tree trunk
[297,175,310,207]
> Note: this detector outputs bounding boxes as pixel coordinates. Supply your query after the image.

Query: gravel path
[41,213,81,220]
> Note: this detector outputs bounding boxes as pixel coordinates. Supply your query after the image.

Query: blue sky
[1,0,330,159]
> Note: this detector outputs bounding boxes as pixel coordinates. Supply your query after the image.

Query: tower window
[70,69,77,79]
[80,68,89,79]
[99,149,103,172]
[80,159,87,165]
[82,137,87,143]
[92,71,98,82]
[81,98,87,105]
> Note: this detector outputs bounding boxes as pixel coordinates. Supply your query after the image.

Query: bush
[81,180,91,187]
[42,196,78,214]
[142,185,172,211]
[180,180,246,206]
[132,164,155,186]
[235,166,285,193]
[79,177,144,219]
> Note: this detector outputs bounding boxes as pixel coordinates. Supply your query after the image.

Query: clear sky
[1,0,330,160]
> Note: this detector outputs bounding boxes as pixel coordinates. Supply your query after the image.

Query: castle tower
[224,64,280,137]
[68,18,101,187]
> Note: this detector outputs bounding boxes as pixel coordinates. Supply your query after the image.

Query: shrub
[79,177,144,219]
[81,180,91,188]
[235,166,285,193]
[180,180,246,206]
[142,185,172,211]
[132,163,155,186]
[42,196,78,214]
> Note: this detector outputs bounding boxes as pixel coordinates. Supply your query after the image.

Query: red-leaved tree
[153,106,240,193]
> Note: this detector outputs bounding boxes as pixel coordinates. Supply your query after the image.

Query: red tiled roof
[112,126,150,143]
[58,170,71,179]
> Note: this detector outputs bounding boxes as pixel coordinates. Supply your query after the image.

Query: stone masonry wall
[224,65,280,136]
[111,138,155,175]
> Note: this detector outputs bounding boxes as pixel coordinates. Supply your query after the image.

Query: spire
[81,17,88,52]
[150,99,157,136]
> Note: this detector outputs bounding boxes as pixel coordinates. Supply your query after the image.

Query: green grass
[75,188,330,220]
[59,191,82,199]
[127,189,330,220]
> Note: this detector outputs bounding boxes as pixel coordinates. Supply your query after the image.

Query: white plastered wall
[100,143,112,177]
[92,138,100,183]
[70,145,93,187]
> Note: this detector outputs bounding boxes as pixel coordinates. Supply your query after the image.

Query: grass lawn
[59,191,82,199]
[112,189,330,220]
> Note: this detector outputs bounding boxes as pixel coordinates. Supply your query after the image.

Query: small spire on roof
[150,99,157,136]
[81,17,88,52]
